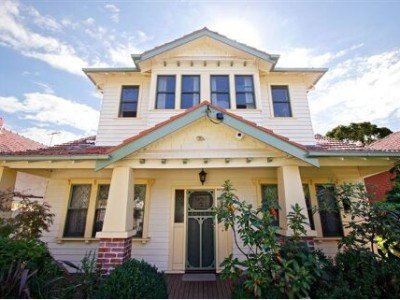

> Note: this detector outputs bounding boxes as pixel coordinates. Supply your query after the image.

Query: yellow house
[0,28,398,275]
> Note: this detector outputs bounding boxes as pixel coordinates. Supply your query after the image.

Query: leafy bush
[0,191,54,240]
[313,248,400,298]
[96,259,167,299]
[215,180,320,298]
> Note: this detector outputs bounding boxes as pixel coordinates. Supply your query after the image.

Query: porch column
[0,167,17,218]
[96,166,134,275]
[277,166,316,243]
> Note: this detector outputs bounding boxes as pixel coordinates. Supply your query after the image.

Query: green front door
[186,190,215,271]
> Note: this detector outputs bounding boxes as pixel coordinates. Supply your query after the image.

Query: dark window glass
[261,184,279,226]
[302,184,315,230]
[271,85,292,117]
[92,184,109,237]
[133,184,147,238]
[211,75,230,108]
[181,75,200,109]
[174,190,184,223]
[64,184,91,237]
[156,75,176,109]
[120,86,139,117]
[235,75,255,109]
[316,184,344,237]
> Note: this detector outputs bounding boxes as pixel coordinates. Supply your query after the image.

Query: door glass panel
[186,190,215,270]
[174,190,184,223]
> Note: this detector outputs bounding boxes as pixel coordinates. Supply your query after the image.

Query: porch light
[199,169,207,185]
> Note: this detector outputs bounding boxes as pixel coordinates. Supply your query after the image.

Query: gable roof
[131,27,280,68]
[367,131,400,151]
[0,127,44,153]
[95,101,319,170]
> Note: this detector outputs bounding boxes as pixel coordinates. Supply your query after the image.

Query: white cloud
[0,93,99,134]
[19,127,83,146]
[24,5,62,31]
[104,4,120,23]
[276,44,364,68]
[309,49,400,134]
[83,17,95,26]
[33,82,54,94]
[0,1,87,75]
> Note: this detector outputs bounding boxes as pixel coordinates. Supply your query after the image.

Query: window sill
[132,237,151,244]
[268,116,297,119]
[314,237,342,243]
[57,237,99,244]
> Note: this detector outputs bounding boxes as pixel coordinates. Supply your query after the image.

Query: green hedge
[96,259,167,299]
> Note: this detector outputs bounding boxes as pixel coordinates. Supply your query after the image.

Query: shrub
[313,248,400,299]
[96,259,167,299]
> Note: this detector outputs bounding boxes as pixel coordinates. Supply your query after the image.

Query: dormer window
[181,75,200,109]
[156,75,176,109]
[235,75,255,109]
[211,75,230,109]
[119,86,139,117]
[271,85,292,117]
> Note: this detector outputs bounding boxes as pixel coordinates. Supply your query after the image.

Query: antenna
[48,131,61,146]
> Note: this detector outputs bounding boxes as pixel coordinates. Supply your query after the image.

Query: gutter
[307,151,400,158]
[0,154,110,161]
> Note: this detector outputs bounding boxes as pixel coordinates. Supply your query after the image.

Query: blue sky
[0,1,399,145]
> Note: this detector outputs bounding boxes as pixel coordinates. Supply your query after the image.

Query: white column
[277,165,316,236]
[97,166,135,238]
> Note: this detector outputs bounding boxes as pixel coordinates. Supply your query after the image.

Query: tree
[386,163,400,203]
[326,122,392,145]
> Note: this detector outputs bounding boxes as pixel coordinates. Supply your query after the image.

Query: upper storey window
[211,75,230,109]
[120,86,139,117]
[271,85,292,117]
[235,75,255,109]
[156,75,176,109]
[181,75,200,109]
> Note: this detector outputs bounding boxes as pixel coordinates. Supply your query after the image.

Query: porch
[165,274,233,299]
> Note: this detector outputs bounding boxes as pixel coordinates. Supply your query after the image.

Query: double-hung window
[133,184,147,238]
[303,184,315,230]
[156,75,176,109]
[211,75,230,109]
[235,75,255,109]
[64,184,91,237]
[261,184,279,226]
[119,86,139,117]
[316,184,344,237]
[181,75,200,109]
[92,184,110,237]
[271,85,292,117]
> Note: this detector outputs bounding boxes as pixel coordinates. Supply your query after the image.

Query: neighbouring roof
[311,134,364,151]
[367,131,400,151]
[0,126,44,153]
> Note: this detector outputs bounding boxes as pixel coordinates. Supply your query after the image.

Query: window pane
[273,102,292,117]
[157,76,176,92]
[271,86,289,102]
[121,86,139,101]
[92,184,110,237]
[261,184,279,227]
[69,185,90,209]
[182,75,200,93]
[133,184,147,238]
[302,184,315,230]
[316,184,344,237]
[235,75,254,92]
[211,93,230,109]
[236,93,255,109]
[121,102,137,113]
[211,76,229,92]
[64,184,91,237]
[174,190,184,223]
[181,93,200,109]
[156,93,175,109]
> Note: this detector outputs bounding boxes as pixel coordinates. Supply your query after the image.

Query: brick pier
[97,237,132,275]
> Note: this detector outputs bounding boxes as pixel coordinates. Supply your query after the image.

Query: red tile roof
[367,131,400,151]
[0,127,44,153]
[309,134,365,151]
